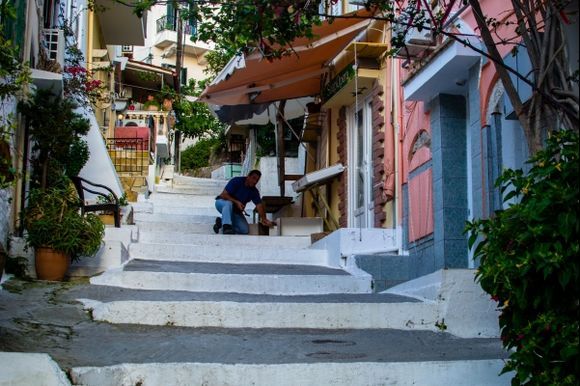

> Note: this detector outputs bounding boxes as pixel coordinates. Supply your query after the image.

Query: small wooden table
[253,196,293,223]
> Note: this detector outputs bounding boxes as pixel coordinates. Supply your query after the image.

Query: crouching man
[213,169,275,235]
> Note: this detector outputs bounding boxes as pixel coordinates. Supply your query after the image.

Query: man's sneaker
[213,217,222,234]
[222,224,234,235]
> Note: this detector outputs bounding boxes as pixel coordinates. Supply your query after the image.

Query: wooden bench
[71,176,121,228]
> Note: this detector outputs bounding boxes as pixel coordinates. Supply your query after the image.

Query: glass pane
[366,101,373,208]
[356,109,364,210]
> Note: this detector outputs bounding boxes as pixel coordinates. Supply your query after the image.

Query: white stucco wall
[257,156,304,198]
[133,4,211,84]
[0,98,18,251]
[78,108,124,199]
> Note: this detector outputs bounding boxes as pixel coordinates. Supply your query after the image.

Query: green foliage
[64,137,90,179]
[173,98,225,139]
[18,89,91,189]
[466,130,579,385]
[170,79,226,140]
[23,184,105,262]
[256,123,276,157]
[194,1,323,59]
[1,0,30,189]
[203,49,235,79]
[180,136,223,171]
[96,192,128,207]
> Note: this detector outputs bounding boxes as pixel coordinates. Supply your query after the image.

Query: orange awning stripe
[200,9,374,106]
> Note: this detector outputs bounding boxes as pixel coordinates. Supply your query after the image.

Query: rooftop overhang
[403,39,481,102]
[199,9,375,106]
[95,0,146,46]
[121,60,174,100]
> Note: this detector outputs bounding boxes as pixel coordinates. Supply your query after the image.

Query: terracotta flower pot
[162,99,173,111]
[35,247,70,281]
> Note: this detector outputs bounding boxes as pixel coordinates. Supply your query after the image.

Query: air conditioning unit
[404,27,434,46]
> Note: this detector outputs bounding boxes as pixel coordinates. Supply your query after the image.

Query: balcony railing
[106,137,151,174]
[156,15,197,36]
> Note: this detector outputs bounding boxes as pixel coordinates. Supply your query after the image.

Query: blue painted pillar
[430,94,469,268]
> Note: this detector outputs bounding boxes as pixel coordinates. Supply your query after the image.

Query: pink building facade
[377,0,579,283]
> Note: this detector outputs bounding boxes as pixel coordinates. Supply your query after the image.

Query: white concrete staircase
[68,176,509,385]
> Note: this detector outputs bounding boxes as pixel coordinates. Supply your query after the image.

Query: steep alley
[0,176,508,385]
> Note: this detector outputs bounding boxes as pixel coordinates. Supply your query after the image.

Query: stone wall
[371,81,387,227]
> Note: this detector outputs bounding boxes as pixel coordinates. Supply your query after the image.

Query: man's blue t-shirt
[224,176,262,205]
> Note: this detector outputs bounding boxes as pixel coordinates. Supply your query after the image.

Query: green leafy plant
[256,123,276,157]
[18,89,91,189]
[172,79,226,140]
[180,137,223,171]
[466,130,579,385]
[1,0,30,189]
[23,184,105,262]
[97,192,128,207]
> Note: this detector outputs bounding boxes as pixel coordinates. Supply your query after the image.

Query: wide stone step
[155,185,224,195]
[135,221,214,235]
[128,243,329,265]
[71,360,509,386]
[75,284,427,330]
[134,212,216,224]
[83,297,435,330]
[138,232,312,248]
[90,260,369,295]
[172,175,228,186]
[139,193,218,207]
[152,205,220,216]
[1,278,509,386]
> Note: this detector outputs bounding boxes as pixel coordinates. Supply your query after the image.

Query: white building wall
[133,5,210,85]
[78,108,124,199]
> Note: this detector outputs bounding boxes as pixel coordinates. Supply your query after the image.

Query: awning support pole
[276,100,287,197]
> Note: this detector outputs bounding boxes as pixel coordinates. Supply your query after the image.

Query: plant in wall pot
[23,185,104,280]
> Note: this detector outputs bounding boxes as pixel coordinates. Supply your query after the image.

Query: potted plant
[143,95,160,111]
[96,192,128,225]
[23,184,104,280]
[18,89,105,280]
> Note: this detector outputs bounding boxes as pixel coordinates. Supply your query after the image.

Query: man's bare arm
[256,203,275,227]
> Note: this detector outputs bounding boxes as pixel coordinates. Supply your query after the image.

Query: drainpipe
[87,10,94,73]
[393,61,403,254]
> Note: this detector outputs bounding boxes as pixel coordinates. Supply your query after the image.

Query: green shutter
[1,0,26,57]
